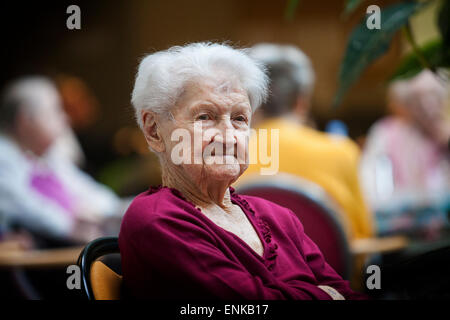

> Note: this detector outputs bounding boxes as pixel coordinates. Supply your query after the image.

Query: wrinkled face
[159,78,252,185]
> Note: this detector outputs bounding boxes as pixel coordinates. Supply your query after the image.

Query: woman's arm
[287,210,368,300]
[120,212,333,300]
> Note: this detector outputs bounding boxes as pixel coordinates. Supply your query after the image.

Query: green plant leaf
[285,0,300,21]
[334,1,424,107]
[390,38,450,81]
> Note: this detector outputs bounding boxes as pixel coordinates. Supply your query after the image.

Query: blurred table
[351,235,409,256]
[0,241,83,268]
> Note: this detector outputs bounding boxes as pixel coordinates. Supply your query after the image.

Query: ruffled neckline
[147,184,278,270]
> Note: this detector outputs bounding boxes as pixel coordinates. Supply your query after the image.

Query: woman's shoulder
[120,186,196,232]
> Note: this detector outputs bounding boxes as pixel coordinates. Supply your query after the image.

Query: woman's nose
[212,119,237,145]
[213,131,236,145]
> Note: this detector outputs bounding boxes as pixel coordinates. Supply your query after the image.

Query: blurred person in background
[0,76,125,247]
[238,43,374,241]
[360,70,450,238]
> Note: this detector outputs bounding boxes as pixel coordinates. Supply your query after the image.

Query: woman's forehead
[177,78,251,111]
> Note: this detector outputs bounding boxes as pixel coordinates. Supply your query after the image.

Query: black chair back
[77,236,119,300]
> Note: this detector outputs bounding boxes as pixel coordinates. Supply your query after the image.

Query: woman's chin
[181,156,245,184]
[204,162,241,181]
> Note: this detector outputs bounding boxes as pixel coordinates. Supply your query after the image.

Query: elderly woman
[360,70,450,236]
[119,42,366,300]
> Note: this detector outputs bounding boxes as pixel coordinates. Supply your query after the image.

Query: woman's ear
[141,110,165,153]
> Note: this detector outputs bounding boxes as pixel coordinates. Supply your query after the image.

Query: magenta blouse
[119,186,367,300]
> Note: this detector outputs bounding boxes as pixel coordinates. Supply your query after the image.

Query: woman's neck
[161,161,233,211]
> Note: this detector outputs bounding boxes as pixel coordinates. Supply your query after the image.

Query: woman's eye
[196,114,210,121]
[234,115,247,122]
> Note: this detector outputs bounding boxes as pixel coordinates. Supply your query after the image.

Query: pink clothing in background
[381,117,449,190]
[29,165,76,217]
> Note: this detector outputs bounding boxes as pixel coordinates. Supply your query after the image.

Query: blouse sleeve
[124,212,334,300]
[287,210,368,300]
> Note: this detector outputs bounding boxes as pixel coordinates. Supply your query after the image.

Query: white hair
[389,70,448,107]
[0,76,60,131]
[249,43,315,95]
[131,42,269,129]
[388,79,410,103]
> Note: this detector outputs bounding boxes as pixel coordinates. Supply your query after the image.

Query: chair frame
[236,174,352,280]
[77,236,119,300]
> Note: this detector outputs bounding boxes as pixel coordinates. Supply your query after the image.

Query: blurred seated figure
[360,70,450,238]
[0,76,125,247]
[238,43,374,240]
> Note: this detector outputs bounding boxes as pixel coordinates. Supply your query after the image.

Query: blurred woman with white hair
[119,42,367,300]
[360,70,450,237]
[0,76,123,246]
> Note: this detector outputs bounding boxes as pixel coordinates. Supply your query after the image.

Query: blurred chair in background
[0,76,126,248]
[360,70,450,239]
[238,43,375,241]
